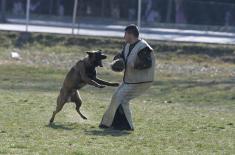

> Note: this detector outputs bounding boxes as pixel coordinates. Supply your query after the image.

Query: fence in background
[0,0,235,34]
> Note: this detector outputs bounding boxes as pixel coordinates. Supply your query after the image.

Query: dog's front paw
[112,83,119,87]
[82,116,87,120]
[98,85,105,88]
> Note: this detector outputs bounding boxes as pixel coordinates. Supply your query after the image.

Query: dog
[49,50,119,124]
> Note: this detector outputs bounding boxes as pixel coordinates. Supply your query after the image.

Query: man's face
[124,32,132,43]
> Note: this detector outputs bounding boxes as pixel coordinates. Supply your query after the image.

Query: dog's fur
[49,50,119,124]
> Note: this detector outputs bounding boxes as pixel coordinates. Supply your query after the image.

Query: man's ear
[86,52,93,58]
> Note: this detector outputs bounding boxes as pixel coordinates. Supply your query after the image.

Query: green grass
[0,31,234,155]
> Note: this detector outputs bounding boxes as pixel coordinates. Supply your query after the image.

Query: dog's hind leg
[49,90,69,124]
[71,90,87,120]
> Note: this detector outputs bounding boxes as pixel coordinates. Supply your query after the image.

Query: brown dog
[49,50,119,124]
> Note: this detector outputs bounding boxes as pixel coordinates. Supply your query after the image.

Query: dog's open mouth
[99,60,105,67]
[99,54,107,67]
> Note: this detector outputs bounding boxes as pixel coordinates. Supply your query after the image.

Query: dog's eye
[96,55,101,59]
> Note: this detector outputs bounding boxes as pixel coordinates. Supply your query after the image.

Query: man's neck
[130,38,140,45]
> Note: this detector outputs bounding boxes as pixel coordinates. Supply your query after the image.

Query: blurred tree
[193,0,235,3]
[166,0,173,22]
[49,0,53,15]
[0,0,6,22]
[175,0,186,24]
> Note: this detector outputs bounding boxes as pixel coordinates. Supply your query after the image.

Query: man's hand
[111,59,125,72]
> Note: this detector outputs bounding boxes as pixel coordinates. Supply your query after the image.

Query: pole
[72,0,78,35]
[137,0,142,29]
[26,0,30,32]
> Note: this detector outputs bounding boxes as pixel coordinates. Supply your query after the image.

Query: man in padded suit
[99,25,155,131]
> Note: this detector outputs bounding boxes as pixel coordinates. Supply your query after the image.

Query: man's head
[86,50,107,67]
[124,24,139,44]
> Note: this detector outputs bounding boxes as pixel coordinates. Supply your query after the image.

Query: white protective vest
[123,39,155,84]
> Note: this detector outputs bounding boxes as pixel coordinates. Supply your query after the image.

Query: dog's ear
[86,52,93,58]
[95,50,106,59]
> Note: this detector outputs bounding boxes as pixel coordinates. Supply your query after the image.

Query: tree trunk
[101,0,105,17]
[166,0,173,23]
[1,0,6,22]
[49,0,53,15]
[175,0,186,24]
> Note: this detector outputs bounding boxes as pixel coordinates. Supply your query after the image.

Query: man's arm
[113,44,125,60]
[113,52,124,60]
[134,47,153,70]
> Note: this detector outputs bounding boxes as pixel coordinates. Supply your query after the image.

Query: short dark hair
[125,24,139,38]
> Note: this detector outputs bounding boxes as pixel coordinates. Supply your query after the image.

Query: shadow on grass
[46,122,131,137]
[45,122,78,130]
[84,129,131,137]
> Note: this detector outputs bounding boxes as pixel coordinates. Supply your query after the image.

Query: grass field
[0,32,234,155]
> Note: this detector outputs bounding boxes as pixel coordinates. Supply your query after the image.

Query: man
[99,25,155,131]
